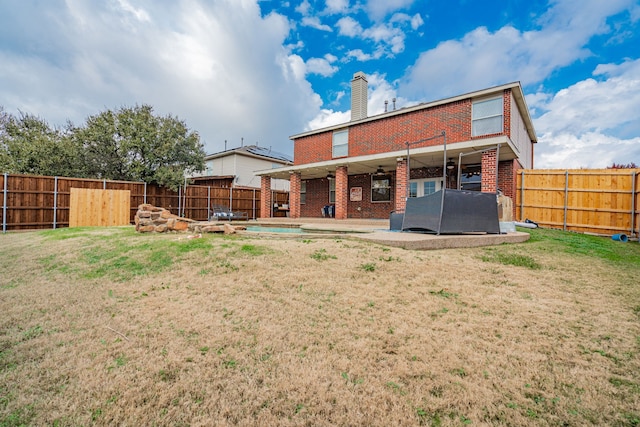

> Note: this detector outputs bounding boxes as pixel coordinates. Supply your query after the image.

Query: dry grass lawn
[1,226,639,426]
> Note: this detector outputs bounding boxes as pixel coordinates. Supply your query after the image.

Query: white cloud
[410,13,424,30]
[114,0,151,23]
[306,71,409,130]
[306,56,339,77]
[346,48,382,61]
[301,16,332,31]
[0,0,324,155]
[338,19,408,59]
[365,0,415,21]
[337,16,363,37]
[533,58,640,168]
[363,23,405,54]
[295,0,311,15]
[306,109,351,130]
[400,0,637,101]
[535,132,640,169]
[325,0,349,14]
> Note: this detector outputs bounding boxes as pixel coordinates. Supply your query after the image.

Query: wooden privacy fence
[69,188,131,227]
[517,169,640,237]
[1,173,289,232]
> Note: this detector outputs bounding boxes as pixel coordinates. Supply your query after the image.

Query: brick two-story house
[257,72,537,220]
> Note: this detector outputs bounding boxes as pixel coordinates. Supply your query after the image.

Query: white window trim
[329,179,336,203]
[472,96,503,137]
[332,129,349,158]
[371,175,392,203]
[409,178,443,197]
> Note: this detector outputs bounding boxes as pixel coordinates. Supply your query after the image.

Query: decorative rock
[134,204,246,234]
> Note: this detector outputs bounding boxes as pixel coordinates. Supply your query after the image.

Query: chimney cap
[352,71,367,80]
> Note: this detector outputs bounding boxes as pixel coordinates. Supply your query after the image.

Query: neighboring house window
[329,179,336,203]
[332,129,348,158]
[472,97,503,136]
[460,164,482,191]
[372,175,391,202]
[409,179,442,197]
[300,181,306,204]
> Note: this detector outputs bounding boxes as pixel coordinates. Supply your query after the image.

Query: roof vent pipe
[350,71,368,121]
[392,97,396,110]
[384,100,388,112]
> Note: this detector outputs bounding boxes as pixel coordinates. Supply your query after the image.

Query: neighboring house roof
[204,145,293,164]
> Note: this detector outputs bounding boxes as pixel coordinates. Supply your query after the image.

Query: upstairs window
[472,97,503,136]
[332,129,348,158]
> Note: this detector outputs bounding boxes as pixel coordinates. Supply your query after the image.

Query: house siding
[206,154,290,191]
[510,92,533,169]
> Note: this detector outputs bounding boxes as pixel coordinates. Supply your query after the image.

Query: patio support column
[260,175,272,218]
[395,157,407,213]
[289,172,301,219]
[481,149,497,193]
[335,166,348,219]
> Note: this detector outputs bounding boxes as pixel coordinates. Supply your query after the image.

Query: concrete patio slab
[251,217,530,250]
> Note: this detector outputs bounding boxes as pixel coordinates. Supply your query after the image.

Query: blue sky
[1,0,639,168]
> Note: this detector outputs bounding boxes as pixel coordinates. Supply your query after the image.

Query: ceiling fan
[375,166,386,176]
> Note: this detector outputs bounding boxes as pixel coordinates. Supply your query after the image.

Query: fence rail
[1,173,289,232]
[516,169,640,237]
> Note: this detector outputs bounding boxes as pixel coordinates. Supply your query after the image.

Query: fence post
[519,171,525,221]
[144,182,147,204]
[207,186,211,220]
[229,187,233,210]
[563,170,569,231]
[178,186,182,217]
[103,179,106,190]
[253,188,256,220]
[53,176,58,229]
[631,171,637,237]
[2,173,7,233]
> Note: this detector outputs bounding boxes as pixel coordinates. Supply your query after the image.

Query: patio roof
[256,135,516,180]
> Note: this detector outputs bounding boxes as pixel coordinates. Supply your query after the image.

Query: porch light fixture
[446,158,455,170]
[375,166,386,176]
[326,173,335,180]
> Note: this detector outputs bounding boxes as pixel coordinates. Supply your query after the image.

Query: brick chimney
[350,71,368,121]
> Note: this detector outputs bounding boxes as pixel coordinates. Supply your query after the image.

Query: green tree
[0,108,85,177]
[77,105,205,190]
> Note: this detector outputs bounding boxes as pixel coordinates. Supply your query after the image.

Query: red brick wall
[350,101,471,157]
[293,90,513,165]
[300,178,331,217]
[503,89,511,135]
[346,174,395,219]
[335,166,348,219]
[293,133,334,165]
[497,159,521,218]
[260,176,271,219]
[300,175,395,219]
[481,149,497,193]
[293,100,472,164]
[290,172,301,218]
[395,159,407,212]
